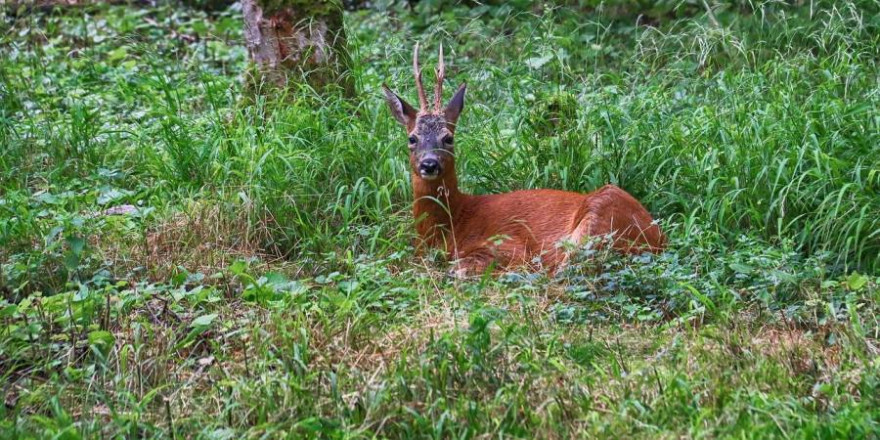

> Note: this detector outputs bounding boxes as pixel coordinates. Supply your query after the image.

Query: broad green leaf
[190,314,218,328]
[845,272,868,291]
[88,330,116,357]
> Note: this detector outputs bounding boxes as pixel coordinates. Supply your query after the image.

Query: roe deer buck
[383,44,665,276]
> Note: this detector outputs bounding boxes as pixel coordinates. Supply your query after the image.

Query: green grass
[1,0,879,438]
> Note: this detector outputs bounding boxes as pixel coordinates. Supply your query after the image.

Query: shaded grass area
[1,253,878,438]
[1,1,879,438]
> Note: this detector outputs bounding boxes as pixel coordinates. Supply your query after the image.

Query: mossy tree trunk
[242,0,354,97]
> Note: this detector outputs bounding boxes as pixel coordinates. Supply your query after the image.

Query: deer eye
[443,135,454,145]
[408,135,417,144]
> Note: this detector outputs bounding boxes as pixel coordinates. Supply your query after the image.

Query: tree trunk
[241,0,354,97]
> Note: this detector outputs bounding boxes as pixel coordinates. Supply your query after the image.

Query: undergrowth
[1,0,878,438]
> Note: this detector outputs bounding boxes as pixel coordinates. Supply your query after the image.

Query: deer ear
[444,83,466,129]
[383,84,417,127]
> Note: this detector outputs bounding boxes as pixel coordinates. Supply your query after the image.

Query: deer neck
[411,167,463,246]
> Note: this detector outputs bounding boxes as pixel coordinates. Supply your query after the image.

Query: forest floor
[1,1,879,438]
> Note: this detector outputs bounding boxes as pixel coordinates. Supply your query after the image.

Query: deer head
[383,43,466,182]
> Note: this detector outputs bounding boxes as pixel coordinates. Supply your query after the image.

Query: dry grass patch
[93,200,280,283]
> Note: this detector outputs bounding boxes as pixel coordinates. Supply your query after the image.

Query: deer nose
[418,158,441,177]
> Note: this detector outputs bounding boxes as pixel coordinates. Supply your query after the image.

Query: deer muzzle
[417,156,442,180]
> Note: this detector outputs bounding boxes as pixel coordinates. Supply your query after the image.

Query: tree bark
[241,0,354,97]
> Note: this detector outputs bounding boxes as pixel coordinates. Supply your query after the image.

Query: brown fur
[384,45,665,276]
[413,177,665,275]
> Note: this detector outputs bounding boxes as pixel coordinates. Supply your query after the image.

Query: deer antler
[434,43,445,113]
[413,42,429,113]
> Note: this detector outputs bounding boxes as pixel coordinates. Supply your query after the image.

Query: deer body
[385,44,664,275]
[414,179,664,275]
